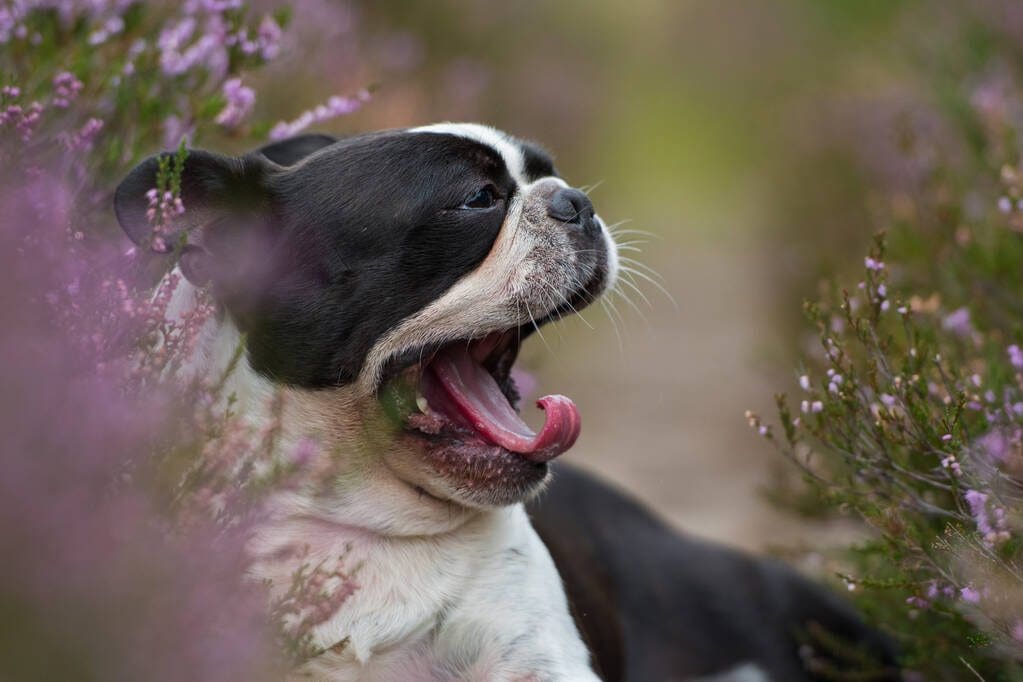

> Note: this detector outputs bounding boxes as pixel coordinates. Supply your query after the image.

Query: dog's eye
[460,185,498,209]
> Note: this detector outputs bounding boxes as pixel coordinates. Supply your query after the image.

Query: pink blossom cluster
[0,0,133,44]
[51,70,83,107]
[964,489,1011,546]
[61,116,103,151]
[215,77,256,128]
[158,5,283,79]
[269,89,371,140]
[145,187,186,253]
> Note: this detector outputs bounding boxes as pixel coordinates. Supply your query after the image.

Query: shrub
[0,2,364,676]
[752,4,1023,678]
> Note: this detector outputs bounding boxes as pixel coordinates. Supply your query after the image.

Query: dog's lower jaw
[250,504,598,682]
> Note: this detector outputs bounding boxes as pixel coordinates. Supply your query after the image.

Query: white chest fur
[250,504,597,681]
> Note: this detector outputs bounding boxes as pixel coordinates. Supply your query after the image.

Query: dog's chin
[392,435,552,509]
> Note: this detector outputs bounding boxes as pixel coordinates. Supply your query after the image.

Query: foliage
[751,4,1023,679]
[0,2,364,677]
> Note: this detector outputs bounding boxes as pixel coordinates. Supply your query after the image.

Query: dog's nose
[547,187,595,229]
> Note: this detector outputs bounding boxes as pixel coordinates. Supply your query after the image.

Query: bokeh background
[236,0,991,551]
[11,2,1023,677]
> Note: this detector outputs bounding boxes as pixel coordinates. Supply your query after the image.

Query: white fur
[168,124,615,680]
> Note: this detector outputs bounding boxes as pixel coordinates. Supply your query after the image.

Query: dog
[114,123,898,681]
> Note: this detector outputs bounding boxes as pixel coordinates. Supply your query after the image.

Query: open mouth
[376,268,608,504]
[410,330,581,461]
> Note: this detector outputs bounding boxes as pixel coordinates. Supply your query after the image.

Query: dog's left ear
[114,149,280,289]
[255,133,338,166]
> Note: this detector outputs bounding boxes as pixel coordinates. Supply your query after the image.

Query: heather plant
[0,1,366,676]
[748,7,1023,679]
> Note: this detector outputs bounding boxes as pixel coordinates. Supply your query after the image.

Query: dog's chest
[250,505,597,682]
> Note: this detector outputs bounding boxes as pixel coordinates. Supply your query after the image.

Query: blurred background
[10,2,1023,677]
[240,0,991,551]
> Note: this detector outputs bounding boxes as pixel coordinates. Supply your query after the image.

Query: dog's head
[115,123,617,526]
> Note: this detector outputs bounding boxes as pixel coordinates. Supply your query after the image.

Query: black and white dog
[115,124,898,681]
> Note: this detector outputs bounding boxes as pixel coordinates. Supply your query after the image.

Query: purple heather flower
[977,429,1013,464]
[88,15,124,45]
[880,393,897,408]
[941,307,973,337]
[1009,344,1023,370]
[257,15,283,60]
[159,15,229,79]
[798,374,810,391]
[959,586,981,604]
[998,196,1013,214]
[215,78,256,128]
[268,89,371,140]
[962,489,1008,544]
[864,256,885,271]
[52,71,83,108]
[906,596,930,609]
[62,117,104,151]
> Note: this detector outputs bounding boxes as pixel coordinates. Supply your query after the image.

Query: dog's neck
[163,270,597,680]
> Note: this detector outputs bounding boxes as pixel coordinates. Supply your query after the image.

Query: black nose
[547,187,594,226]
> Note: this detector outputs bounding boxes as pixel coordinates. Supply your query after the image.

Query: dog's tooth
[416,393,429,413]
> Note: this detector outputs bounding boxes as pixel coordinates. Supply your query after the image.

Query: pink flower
[215,78,256,128]
[269,89,371,140]
[942,307,973,337]
[52,71,83,108]
[257,15,283,60]
[1009,344,1023,370]
[959,586,981,604]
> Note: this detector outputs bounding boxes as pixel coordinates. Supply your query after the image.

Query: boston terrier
[114,123,898,681]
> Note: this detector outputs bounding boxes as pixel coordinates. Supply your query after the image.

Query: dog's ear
[114,149,280,289]
[255,133,338,166]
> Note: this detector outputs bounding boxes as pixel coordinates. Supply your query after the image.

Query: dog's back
[528,465,900,681]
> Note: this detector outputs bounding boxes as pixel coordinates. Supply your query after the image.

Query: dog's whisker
[611,286,649,324]
[524,301,554,356]
[538,278,594,331]
[599,298,626,359]
[616,272,653,310]
[618,263,676,308]
[610,227,659,239]
[614,239,648,249]
[618,255,666,279]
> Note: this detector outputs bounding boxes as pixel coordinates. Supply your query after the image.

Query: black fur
[528,466,901,681]
[517,139,558,182]
[115,130,522,387]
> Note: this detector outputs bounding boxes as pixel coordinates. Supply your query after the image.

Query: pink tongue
[426,345,581,462]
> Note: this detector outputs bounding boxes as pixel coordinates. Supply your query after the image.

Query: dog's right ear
[114,149,279,288]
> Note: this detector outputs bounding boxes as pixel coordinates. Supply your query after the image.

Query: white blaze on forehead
[410,122,526,184]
